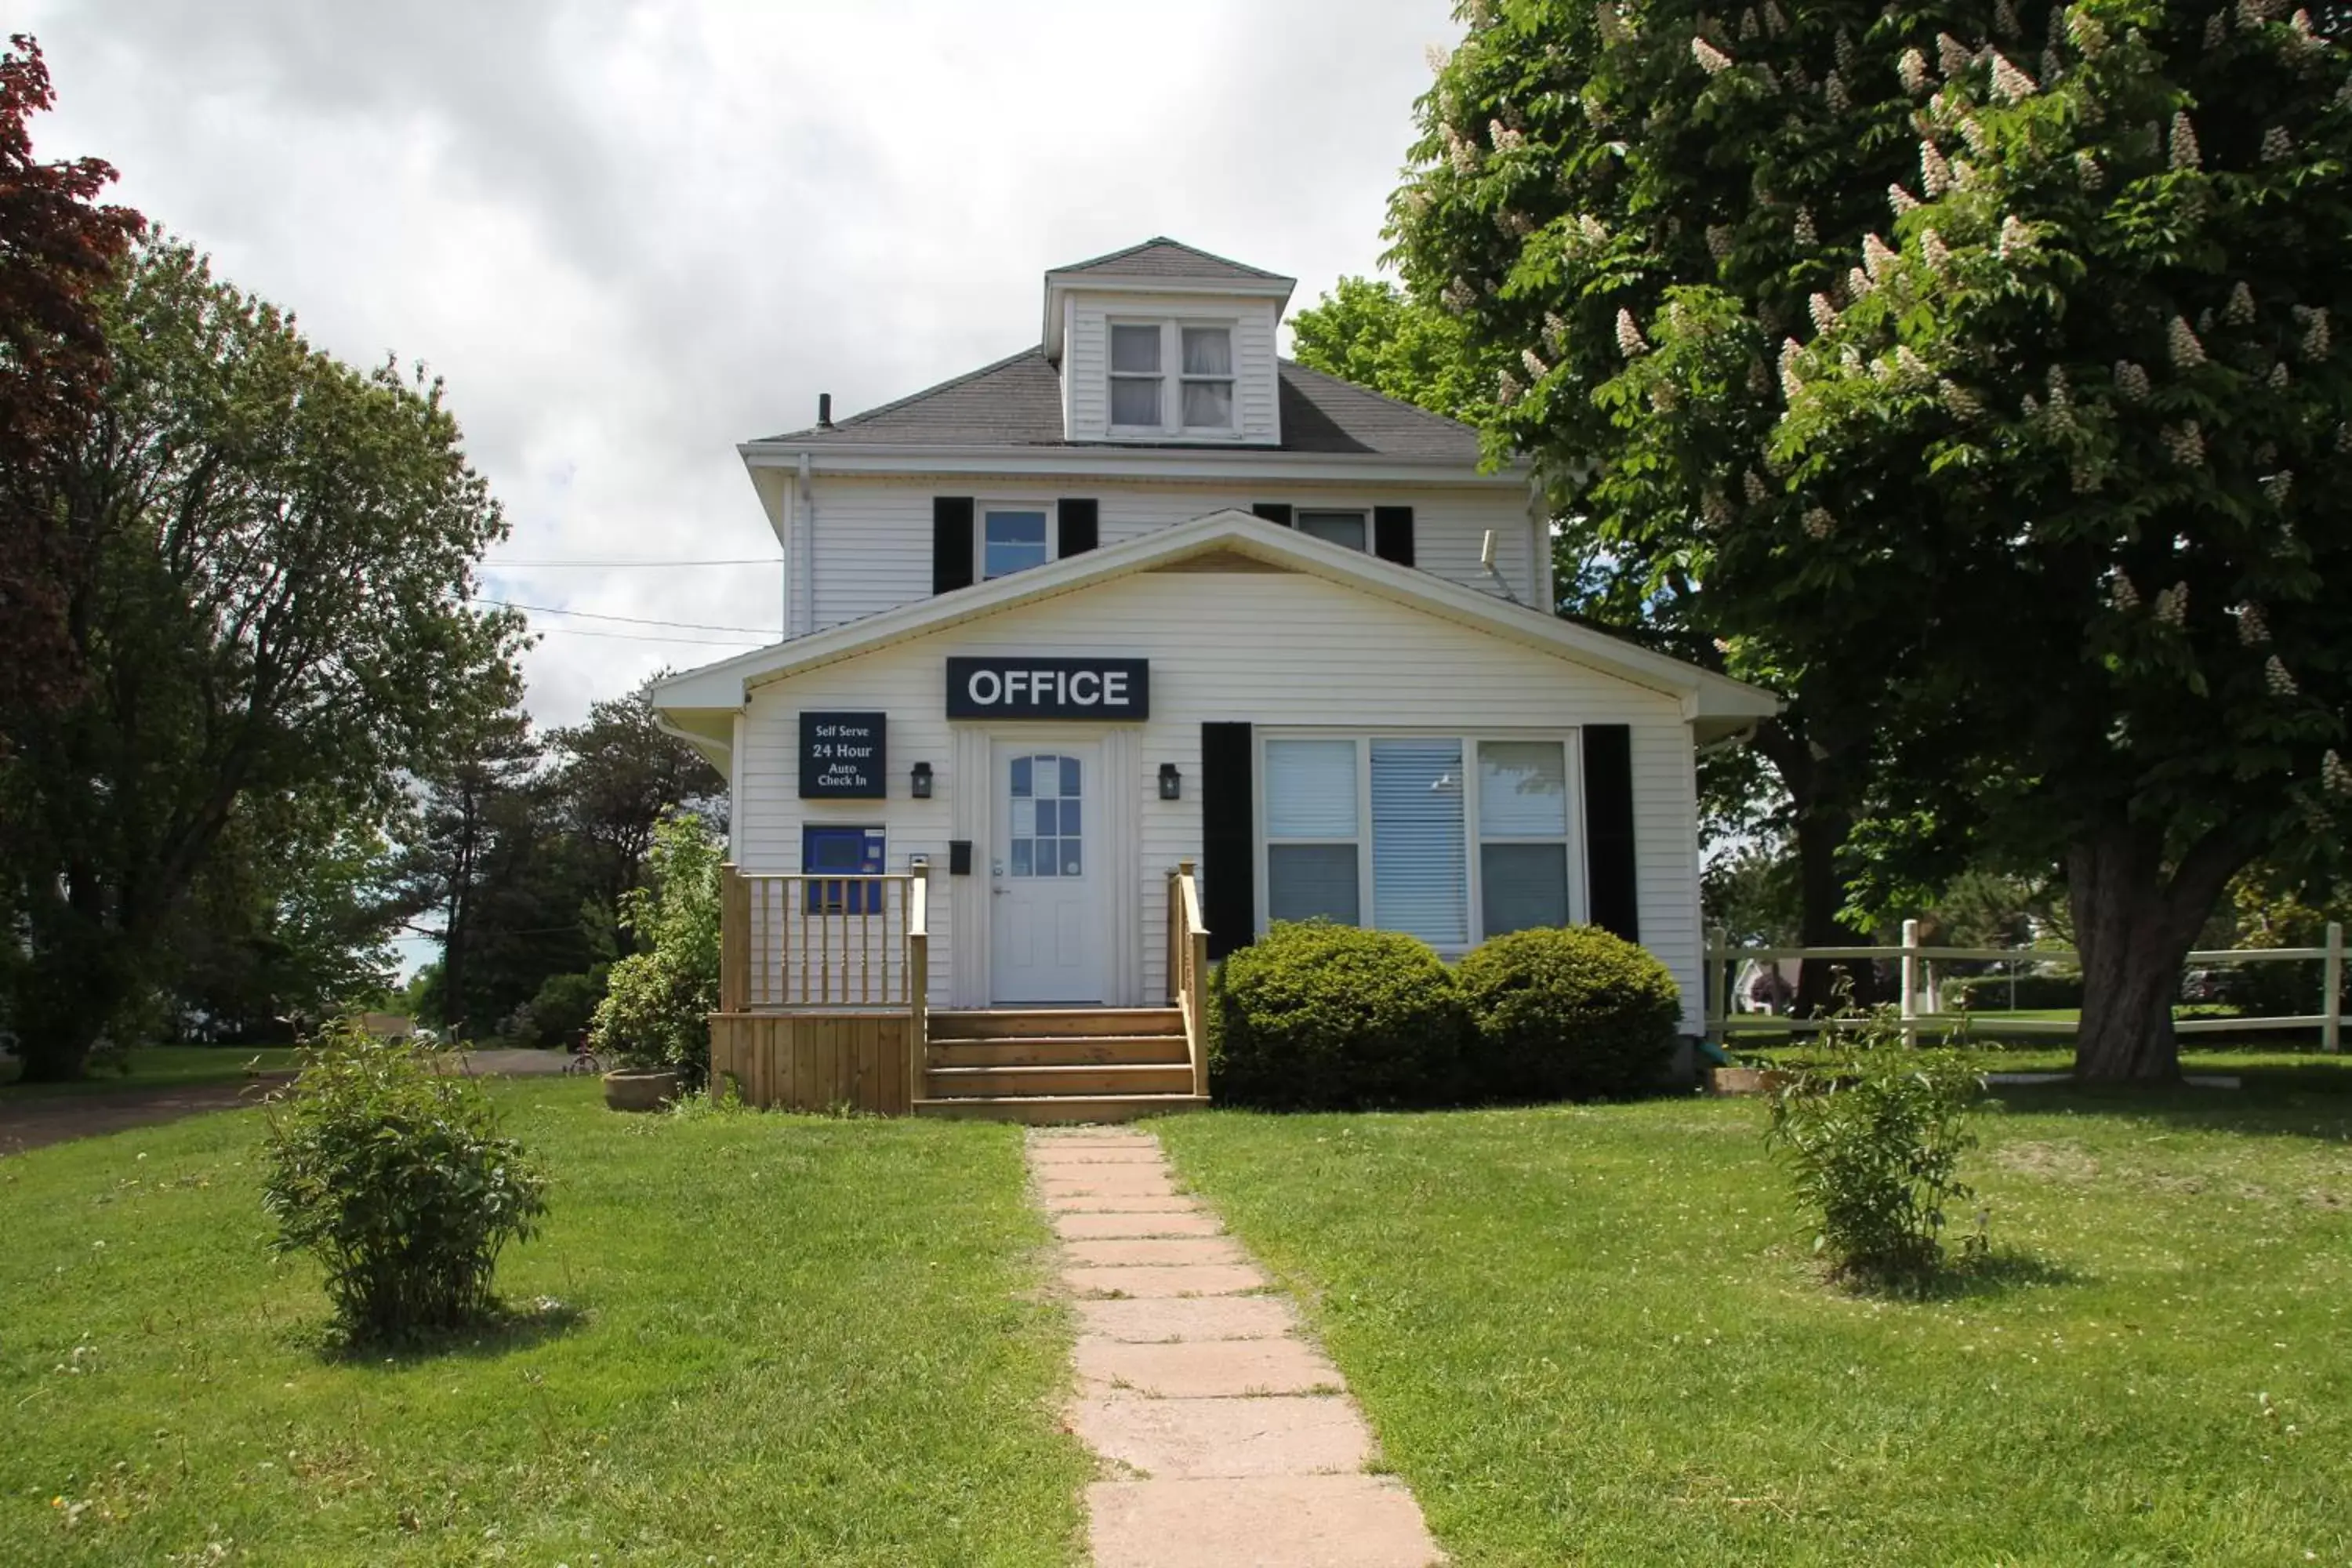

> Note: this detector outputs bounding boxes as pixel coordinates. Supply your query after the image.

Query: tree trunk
[1791,798,1882,1014]
[2067,823,2252,1084]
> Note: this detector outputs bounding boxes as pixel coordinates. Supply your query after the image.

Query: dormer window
[1108,321,1236,435]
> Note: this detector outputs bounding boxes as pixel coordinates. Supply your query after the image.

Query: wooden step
[930,1036,1192,1069]
[929,1008,1183,1041]
[925,1063,1197,1098]
[913,1093,1207,1125]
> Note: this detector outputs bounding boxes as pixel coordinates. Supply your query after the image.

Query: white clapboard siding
[1062,293,1282,445]
[736,567,1703,1028]
[805,477,1539,632]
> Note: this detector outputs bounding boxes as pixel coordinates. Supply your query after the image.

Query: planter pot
[1706,1065,1791,1097]
[603,1068,679,1112]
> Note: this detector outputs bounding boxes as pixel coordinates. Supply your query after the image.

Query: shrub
[1208,920,1466,1109]
[502,967,608,1051]
[1456,926,1682,1102]
[1762,1009,1986,1293]
[1944,969,2082,1012]
[589,813,720,1083]
[261,1020,547,1343]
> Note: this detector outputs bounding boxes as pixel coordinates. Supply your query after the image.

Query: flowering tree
[1392,0,2352,1081]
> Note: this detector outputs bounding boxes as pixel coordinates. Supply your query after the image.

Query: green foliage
[1208,920,1468,1109]
[1764,1010,1987,1290]
[1456,925,1682,1100]
[0,238,523,1080]
[260,1021,546,1342]
[1288,275,1493,423]
[1944,969,2085,1011]
[588,812,721,1081]
[500,966,608,1050]
[1392,0,2352,1079]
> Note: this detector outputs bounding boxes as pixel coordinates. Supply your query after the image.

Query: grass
[1745,1044,2352,1098]
[0,1080,1088,1566]
[1155,1081,2352,1566]
[0,1046,302,1098]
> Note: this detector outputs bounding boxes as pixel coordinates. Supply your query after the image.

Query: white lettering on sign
[967,669,1002,706]
[944,657,1149,720]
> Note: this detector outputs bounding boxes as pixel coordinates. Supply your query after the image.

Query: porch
[707,863,1211,1121]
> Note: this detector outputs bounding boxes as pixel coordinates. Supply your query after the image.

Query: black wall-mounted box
[949,840,974,877]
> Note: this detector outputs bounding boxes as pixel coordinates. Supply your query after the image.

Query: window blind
[1370,739,1468,947]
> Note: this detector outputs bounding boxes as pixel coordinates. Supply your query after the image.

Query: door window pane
[1264,739,1358,838]
[1482,843,1570,935]
[1269,844,1361,924]
[1370,739,1468,947]
[983,510,1050,579]
[1009,753,1082,881]
[1478,742,1569,836]
[1296,510,1368,551]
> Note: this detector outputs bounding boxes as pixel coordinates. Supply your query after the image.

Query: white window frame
[1106,318,1238,437]
[1294,507,1370,553]
[977,501,1057,582]
[1252,728,1587,956]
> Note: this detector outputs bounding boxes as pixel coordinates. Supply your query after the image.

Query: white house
[654,238,1776,1120]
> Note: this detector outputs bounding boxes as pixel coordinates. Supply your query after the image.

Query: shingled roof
[1047,237,1291,283]
[757,347,1483,463]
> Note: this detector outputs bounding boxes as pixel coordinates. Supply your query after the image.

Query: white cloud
[18,0,1456,724]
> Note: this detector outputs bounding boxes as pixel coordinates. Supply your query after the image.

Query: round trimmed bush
[1208,920,1467,1109]
[1456,926,1682,1102]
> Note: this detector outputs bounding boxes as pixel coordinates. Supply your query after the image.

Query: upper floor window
[982,507,1051,579]
[1109,321,1235,434]
[1295,509,1367,551]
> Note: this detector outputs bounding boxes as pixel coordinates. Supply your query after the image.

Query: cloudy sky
[21,0,1459,725]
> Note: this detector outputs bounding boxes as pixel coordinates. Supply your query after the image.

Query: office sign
[946,657,1150,720]
[799,711,886,798]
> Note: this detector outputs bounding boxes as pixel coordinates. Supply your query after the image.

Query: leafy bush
[589,813,720,1083]
[261,1020,547,1342]
[1208,920,1466,1109]
[501,967,608,1051]
[1762,1009,1986,1293]
[1456,926,1682,1102]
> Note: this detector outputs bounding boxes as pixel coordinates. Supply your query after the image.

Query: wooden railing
[720,867,925,1011]
[906,873,929,1098]
[1167,860,1210,1098]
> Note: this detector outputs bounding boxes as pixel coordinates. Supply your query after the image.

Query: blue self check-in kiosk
[802,825,887,913]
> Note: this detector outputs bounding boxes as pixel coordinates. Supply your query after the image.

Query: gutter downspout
[797,452,815,640]
[1527,472,1555,616]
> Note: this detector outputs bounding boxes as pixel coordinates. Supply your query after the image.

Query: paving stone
[1062,1263,1269,1299]
[1030,1145,1166,1165]
[1040,1193,1204,1215]
[1076,1335,1341,1398]
[1053,1210,1224,1241]
[1087,1475,1441,1568]
[1036,1168,1182,1198]
[1063,1236,1247,1268]
[1067,1394,1370,1480]
[1075,1294,1298,1343]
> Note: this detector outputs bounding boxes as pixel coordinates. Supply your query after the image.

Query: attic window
[1109,321,1236,434]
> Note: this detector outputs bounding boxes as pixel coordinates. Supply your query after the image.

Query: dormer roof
[1041,237,1295,360]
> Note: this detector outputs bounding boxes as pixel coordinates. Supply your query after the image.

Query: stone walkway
[1027,1127,1442,1568]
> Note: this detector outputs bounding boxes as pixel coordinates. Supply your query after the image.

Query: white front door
[991,741,1105,1004]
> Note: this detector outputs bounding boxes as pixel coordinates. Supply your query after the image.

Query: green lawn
[1156,1084,2352,1566]
[0,1080,1088,1566]
[0,1045,301,1098]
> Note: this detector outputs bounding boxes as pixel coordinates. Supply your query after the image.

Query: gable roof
[754,348,1484,463]
[1048,237,1290,283]
[653,510,1780,748]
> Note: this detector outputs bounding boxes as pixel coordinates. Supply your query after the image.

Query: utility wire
[488,556,782,568]
[517,624,766,648]
[471,595,781,636]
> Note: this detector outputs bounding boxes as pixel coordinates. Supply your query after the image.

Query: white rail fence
[1704,919,2344,1053]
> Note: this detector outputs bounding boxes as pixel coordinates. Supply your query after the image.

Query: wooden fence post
[2326,921,2343,1055]
[1900,918,1921,1048]
[720,864,750,1014]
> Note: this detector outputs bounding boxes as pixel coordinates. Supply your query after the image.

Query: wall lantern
[910,761,935,799]
[1158,763,1182,801]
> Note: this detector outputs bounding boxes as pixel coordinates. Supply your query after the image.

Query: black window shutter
[1200,723,1255,960]
[932,497,975,594]
[1058,499,1098,557]
[1373,506,1416,567]
[1250,503,1293,527]
[1582,724,1639,942]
